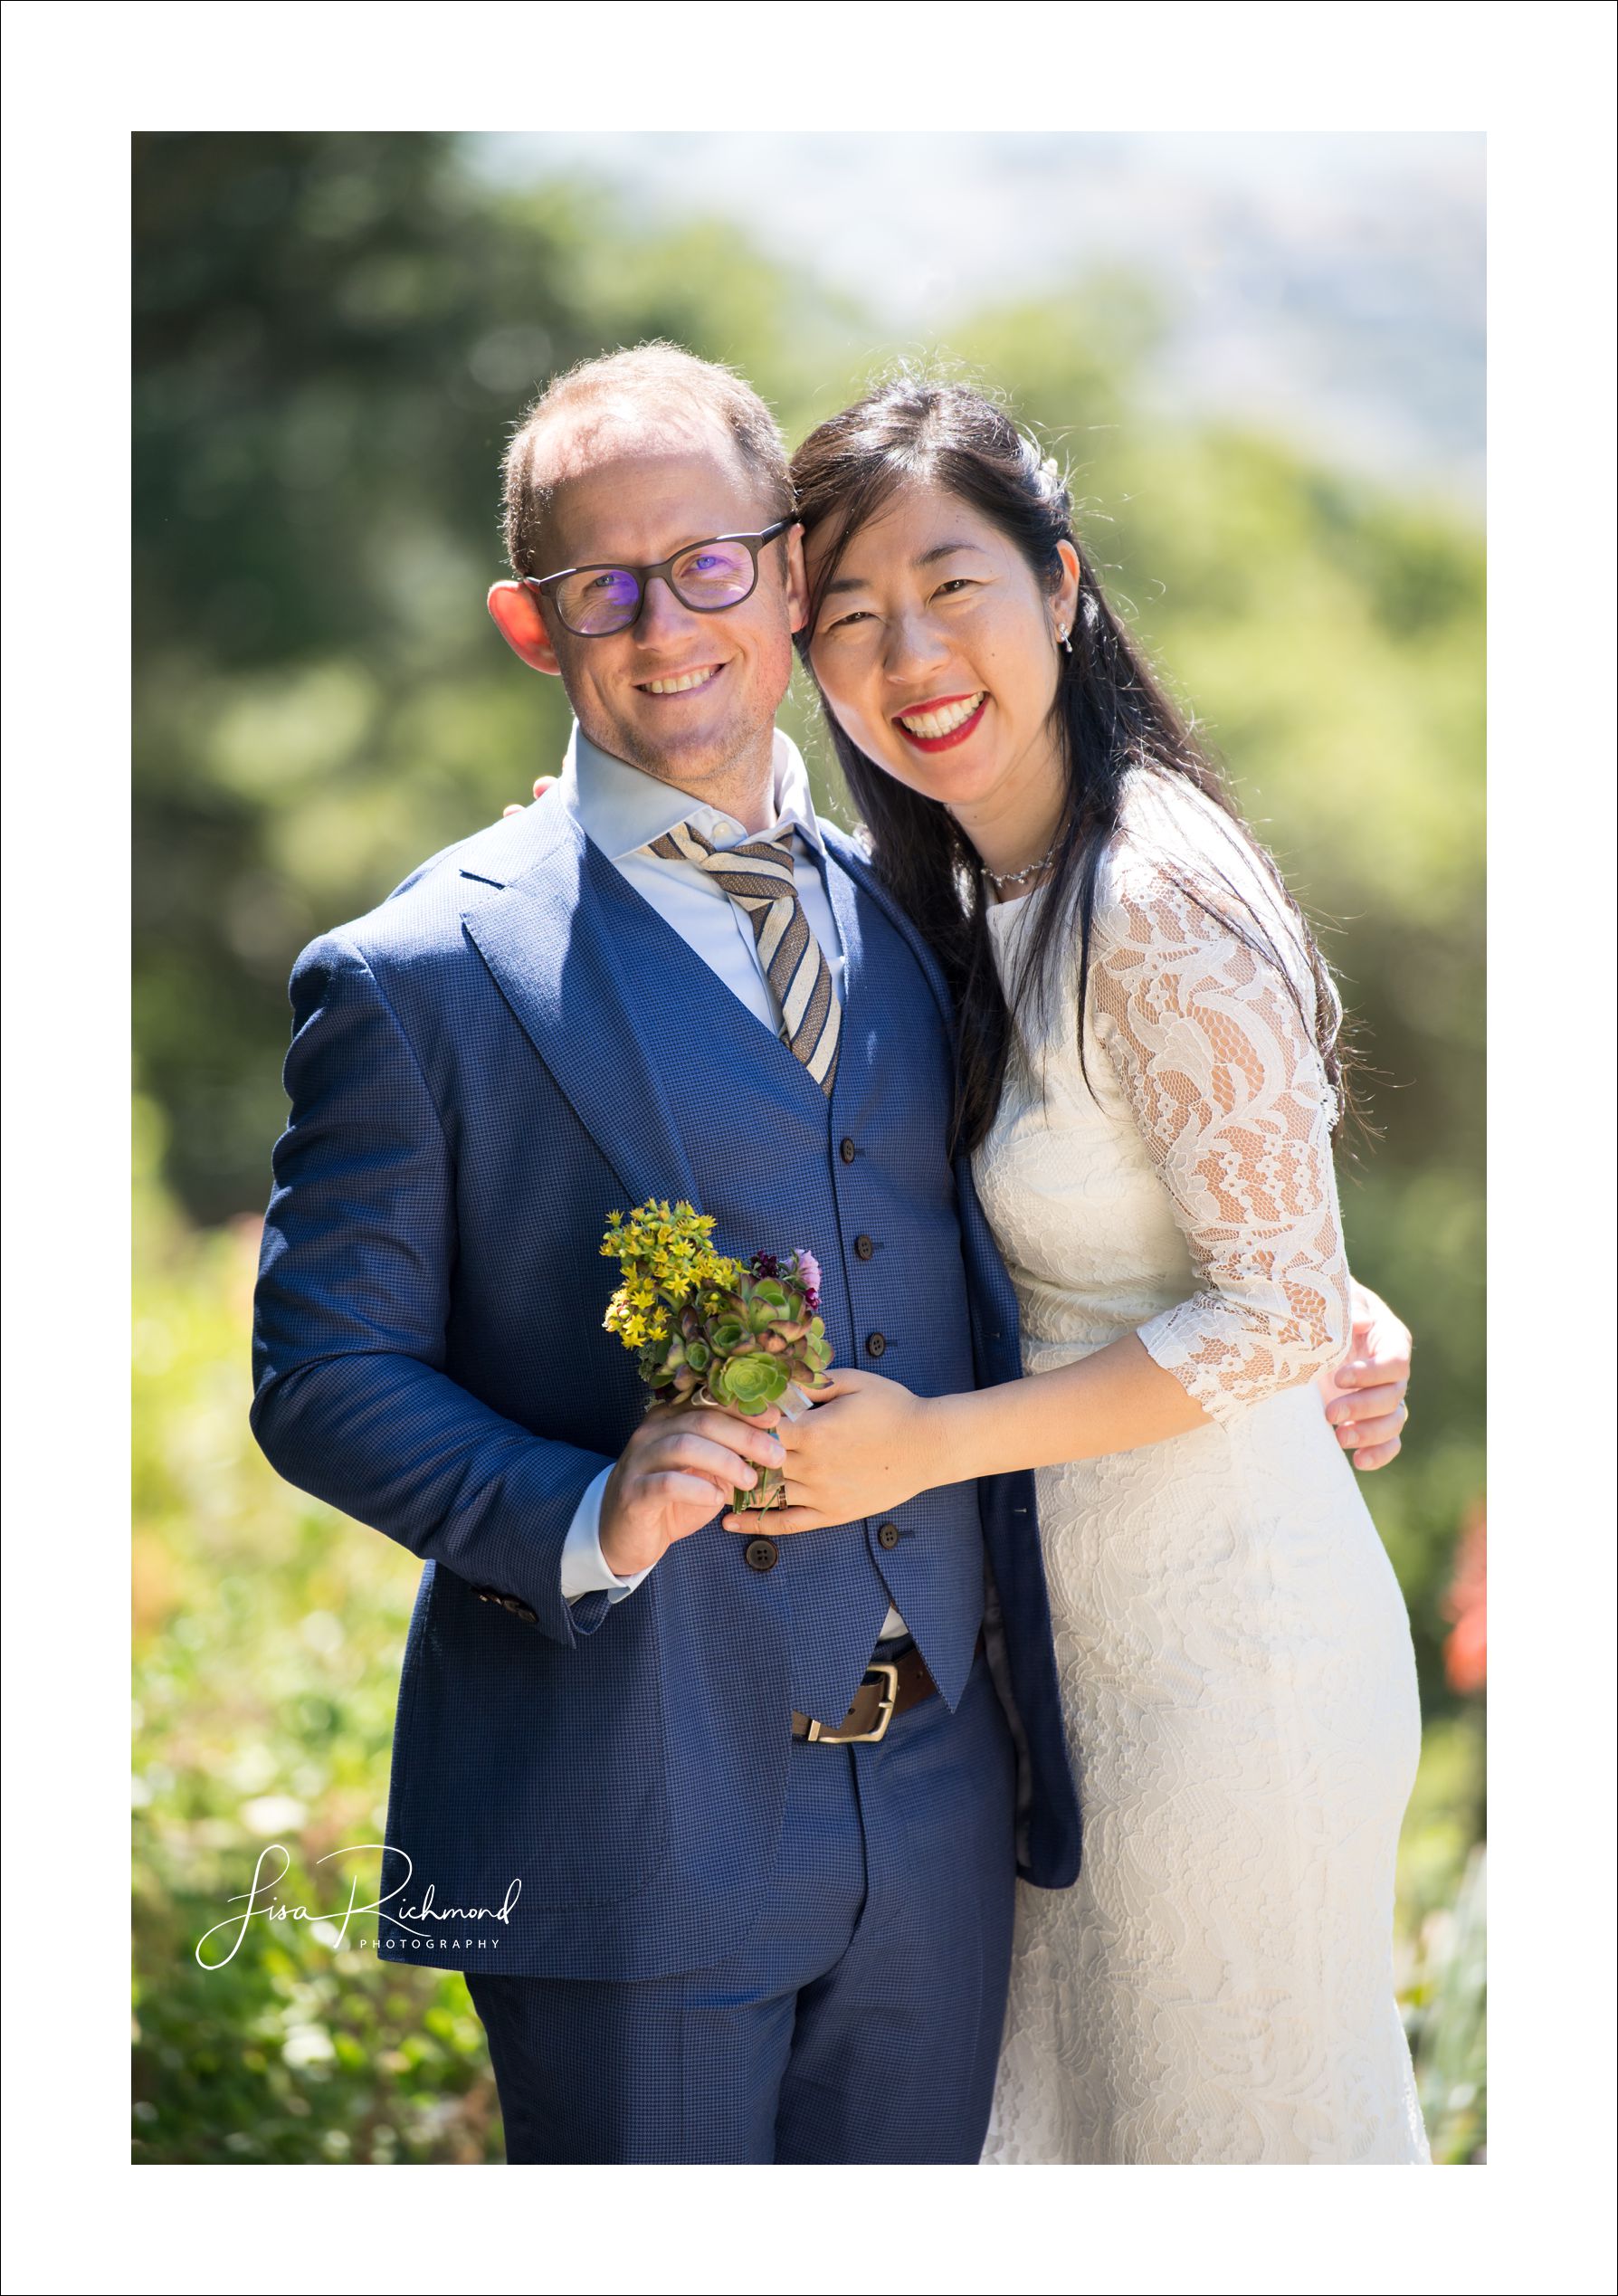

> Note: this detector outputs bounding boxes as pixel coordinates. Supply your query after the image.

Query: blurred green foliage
[133,132,1484,2164]
[132,1103,497,2162]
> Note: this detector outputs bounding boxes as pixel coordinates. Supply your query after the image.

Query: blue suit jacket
[252,796,1081,1978]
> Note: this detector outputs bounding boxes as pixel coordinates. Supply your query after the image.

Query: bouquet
[601,1198,833,1513]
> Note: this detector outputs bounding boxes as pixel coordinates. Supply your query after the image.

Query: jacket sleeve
[250,929,614,1645]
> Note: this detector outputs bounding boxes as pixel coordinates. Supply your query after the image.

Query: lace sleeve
[1088,847,1351,1423]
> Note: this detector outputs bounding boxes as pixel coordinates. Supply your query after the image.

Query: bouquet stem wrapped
[602,1201,833,1512]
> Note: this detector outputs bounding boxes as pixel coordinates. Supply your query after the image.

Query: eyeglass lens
[551,538,759,634]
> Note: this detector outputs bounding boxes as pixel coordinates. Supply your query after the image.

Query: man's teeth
[898,692,985,738]
[642,667,719,694]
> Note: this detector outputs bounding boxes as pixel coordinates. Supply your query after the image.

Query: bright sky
[473,131,1484,507]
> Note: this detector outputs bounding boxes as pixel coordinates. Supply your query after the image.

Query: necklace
[984,836,1061,893]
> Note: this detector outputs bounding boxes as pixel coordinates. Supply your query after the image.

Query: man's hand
[502,775,559,819]
[1316,1280,1413,1472]
[599,1399,786,1579]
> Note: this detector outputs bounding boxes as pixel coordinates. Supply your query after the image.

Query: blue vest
[590,840,985,1723]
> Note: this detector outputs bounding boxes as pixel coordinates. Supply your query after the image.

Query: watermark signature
[195,1843,522,1969]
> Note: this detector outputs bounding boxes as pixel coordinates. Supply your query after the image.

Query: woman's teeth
[896,692,985,738]
[642,667,720,695]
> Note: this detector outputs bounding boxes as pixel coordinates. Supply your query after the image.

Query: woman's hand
[1315,1280,1412,1472]
[502,775,559,818]
[720,1368,937,1536]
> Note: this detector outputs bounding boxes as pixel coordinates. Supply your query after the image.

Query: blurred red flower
[1442,1502,1487,1695]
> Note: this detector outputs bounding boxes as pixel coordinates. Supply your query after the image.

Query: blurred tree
[136,133,592,1216]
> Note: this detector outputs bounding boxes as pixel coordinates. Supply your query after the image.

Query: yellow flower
[601,1201,746,1352]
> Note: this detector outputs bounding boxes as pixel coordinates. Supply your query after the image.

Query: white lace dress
[976,773,1429,2165]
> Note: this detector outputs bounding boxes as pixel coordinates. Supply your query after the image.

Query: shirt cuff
[559,1464,653,1605]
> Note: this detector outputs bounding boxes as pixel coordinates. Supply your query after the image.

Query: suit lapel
[818,837,870,1056]
[821,824,957,1043]
[462,807,701,1212]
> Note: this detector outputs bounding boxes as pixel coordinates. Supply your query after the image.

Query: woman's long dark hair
[789,376,1350,1157]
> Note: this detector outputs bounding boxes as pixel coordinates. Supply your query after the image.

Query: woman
[750,377,1430,2165]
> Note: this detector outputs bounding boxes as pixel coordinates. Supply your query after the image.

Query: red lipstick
[892,694,989,754]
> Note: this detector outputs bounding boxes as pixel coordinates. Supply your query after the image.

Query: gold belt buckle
[804,1662,899,1745]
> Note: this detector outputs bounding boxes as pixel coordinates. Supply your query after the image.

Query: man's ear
[783,522,811,637]
[488,580,562,675]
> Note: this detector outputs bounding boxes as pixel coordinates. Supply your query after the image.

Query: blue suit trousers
[465,1646,1017,2163]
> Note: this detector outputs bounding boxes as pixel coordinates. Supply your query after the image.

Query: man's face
[498,425,806,801]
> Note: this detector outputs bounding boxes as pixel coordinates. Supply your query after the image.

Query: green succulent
[710,1352,791,1415]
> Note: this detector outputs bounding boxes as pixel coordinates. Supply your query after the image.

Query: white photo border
[3,4,1613,2292]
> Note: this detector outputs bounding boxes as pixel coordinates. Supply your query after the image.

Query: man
[252,342,1413,2164]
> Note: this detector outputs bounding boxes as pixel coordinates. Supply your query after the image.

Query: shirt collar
[557,720,828,863]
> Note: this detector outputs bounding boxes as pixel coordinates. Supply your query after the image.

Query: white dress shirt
[553,719,908,1641]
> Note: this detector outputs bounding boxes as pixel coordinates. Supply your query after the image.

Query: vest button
[744,1538,779,1573]
[878,1521,901,1550]
[839,1137,857,1164]
[865,1331,887,1358]
[854,1234,875,1260]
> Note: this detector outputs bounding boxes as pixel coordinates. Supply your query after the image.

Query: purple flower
[749,1250,780,1280]
[793,1249,822,1303]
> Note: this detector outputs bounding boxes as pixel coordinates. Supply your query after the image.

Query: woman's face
[804,480,1080,828]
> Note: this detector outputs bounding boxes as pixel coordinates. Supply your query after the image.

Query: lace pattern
[1086,839,1351,1422]
[974,772,1428,2164]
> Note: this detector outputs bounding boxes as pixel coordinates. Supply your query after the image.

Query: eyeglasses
[522,519,795,637]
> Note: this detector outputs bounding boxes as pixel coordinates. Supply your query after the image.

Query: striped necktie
[646,821,842,1095]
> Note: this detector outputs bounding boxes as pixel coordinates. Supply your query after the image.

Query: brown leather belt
[790,1634,980,1747]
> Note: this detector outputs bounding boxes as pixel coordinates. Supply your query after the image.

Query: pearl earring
[1059,627,1073,654]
